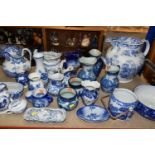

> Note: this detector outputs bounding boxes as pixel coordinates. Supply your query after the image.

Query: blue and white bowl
[77,105,110,122]
[0,82,24,100]
[134,85,155,120]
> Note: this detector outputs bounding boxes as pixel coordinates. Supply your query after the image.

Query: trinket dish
[77,105,110,122]
[24,107,66,123]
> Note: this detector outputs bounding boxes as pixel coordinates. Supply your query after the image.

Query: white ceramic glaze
[48,72,64,81]
[79,57,97,66]
[81,80,100,90]
[105,36,150,83]
[43,51,62,61]
[89,49,101,57]
[134,85,155,110]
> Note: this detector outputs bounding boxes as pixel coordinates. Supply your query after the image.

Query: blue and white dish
[134,85,155,120]
[16,72,29,87]
[57,88,78,111]
[0,82,24,100]
[25,88,53,108]
[24,107,66,123]
[77,105,110,122]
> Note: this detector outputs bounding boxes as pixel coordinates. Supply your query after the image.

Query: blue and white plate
[77,105,110,122]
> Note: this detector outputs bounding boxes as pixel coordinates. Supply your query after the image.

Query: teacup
[102,88,138,120]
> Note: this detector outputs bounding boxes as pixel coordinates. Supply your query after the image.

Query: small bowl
[1,82,24,100]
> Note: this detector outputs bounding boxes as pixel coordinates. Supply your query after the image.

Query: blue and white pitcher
[105,36,150,83]
[2,45,32,78]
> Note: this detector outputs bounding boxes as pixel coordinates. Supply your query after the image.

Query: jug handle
[22,48,32,67]
[142,40,150,57]
[101,96,134,120]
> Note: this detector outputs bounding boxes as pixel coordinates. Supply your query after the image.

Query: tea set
[0,36,155,124]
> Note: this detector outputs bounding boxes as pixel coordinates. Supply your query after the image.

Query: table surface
[0,67,154,129]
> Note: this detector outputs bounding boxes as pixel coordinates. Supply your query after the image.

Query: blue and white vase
[77,57,97,81]
[0,83,10,111]
[105,36,150,83]
[101,65,119,93]
[2,45,32,78]
[108,88,138,120]
[89,49,105,77]
[47,72,65,96]
[57,88,78,111]
[33,50,48,84]
[25,88,53,108]
[81,80,100,105]
[28,72,44,91]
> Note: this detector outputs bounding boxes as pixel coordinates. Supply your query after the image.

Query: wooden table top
[0,67,154,129]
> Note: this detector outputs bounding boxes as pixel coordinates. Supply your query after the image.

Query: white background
[0,0,155,155]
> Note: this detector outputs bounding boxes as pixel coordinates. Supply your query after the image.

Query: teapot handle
[142,40,150,57]
[22,48,32,67]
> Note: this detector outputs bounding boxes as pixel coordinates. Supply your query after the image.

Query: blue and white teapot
[105,36,150,83]
[2,45,32,78]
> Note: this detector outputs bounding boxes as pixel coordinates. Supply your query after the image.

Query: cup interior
[29,72,41,81]
[33,88,47,98]
[69,77,82,86]
[113,88,137,104]
[60,88,76,99]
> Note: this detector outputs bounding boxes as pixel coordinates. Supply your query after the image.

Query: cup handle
[101,96,134,120]
[142,40,150,57]
[22,48,32,67]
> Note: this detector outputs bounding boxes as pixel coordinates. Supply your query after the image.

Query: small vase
[28,72,44,91]
[77,57,97,81]
[101,65,119,93]
[47,72,65,96]
[81,80,100,105]
[33,50,48,84]
[89,49,105,77]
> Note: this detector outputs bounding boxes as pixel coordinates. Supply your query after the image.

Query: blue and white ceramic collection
[25,88,53,108]
[77,105,109,122]
[57,88,78,111]
[134,85,155,120]
[101,65,119,93]
[108,88,138,120]
[2,45,32,78]
[81,80,100,105]
[0,36,153,124]
[105,36,150,83]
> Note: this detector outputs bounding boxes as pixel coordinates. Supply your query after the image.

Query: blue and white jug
[2,45,32,78]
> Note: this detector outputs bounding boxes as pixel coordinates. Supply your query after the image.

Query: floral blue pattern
[77,105,109,122]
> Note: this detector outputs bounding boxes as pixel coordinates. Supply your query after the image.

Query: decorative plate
[24,107,66,123]
[77,105,110,122]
